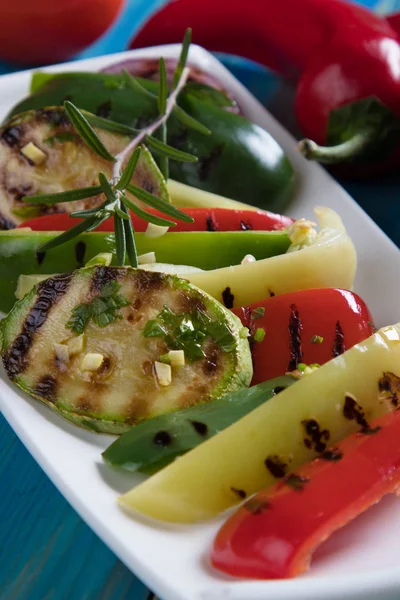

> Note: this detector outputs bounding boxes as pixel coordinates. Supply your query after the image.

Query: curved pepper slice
[234,288,374,384]
[19,207,293,233]
[212,403,400,579]
[186,207,357,307]
[118,324,400,523]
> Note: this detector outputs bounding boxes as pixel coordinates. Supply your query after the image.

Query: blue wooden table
[0,1,399,599]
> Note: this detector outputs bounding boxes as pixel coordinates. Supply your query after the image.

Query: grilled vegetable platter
[1,32,400,586]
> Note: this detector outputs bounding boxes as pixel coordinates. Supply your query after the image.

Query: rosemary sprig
[22,29,207,268]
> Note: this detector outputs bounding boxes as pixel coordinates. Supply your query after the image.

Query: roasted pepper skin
[0,229,290,313]
[8,72,295,211]
[20,208,293,233]
[212,408,400,579]
[233,288,375,384]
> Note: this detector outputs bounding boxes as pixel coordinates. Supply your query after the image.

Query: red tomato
[0,0,124,66]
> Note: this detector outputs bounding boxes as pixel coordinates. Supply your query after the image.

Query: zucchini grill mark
[2,273,73,378]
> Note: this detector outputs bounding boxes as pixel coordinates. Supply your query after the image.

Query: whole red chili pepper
[130,0,400,177]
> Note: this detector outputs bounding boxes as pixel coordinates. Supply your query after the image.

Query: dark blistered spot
[0,213,16,230]
[288,303,303,371]
[75,240,86,266]
[90,266,121,294]
[379,372,400,407]
[302,418,330,453]
[222,287,234,309]
[189,420,208,437]
[273,386,286,395]
[97,356,111,376]
[37,109,70,127]
[1,126,22,148]
[135,269,165,296]
[332,320,345,357]
[3,273,73,378]
[265,455,287,478]
[198,144,225,181]
[127,314,134,322]
[8,183,32,200]
[96,100,112,118]
[244,498,271,515]
[321,448,343,461]
[34,375,57,402]
[206,216,217,231]
[284,473,309,491]
[269,290,275,297]
[362,425,381,435]
[231,487,247,499]
[343,395,372,433]
[178,292,206,314]
[240,221,252,231]
[36,250,46,265]
[153,431,173,447]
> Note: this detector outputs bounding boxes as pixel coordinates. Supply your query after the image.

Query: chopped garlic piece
[145,223,169,238]
[138,251,156,265]
[154,361,172,386]
[21,142,47,165]
[67,334,85,355]
[85,253,113,267]
[241,254,256,265]
[54,343,69,363]
[168,350,185,367]
[81,353,103,371]
[287,218,317,248]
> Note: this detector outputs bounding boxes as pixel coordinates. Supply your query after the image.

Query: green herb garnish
[251,307,265,320]
[67,281,130,334]
[310,335,324,344]
[253,328,266,343]
[22,28,205,268]
[143,305,236,360]
[44,131,79,147]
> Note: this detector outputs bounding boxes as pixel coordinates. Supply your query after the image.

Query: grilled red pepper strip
[233,289,375,384]
[19,208,293,233]
[211,407,400,579]
[131,0,400,176]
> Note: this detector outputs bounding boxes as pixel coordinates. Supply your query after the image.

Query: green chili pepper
[0,229,290,312]
[8,72,295,212]
[102,375,296,474]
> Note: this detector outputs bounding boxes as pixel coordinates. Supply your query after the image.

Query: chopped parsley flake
[253,328,266,343]
[66,281,130,334]
[311,335,324,344]
[251,307,265,320]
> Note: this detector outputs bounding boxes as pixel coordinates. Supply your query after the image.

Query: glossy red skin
[233,289,375,385]
[0,0,124,66]
[19,208,293,233]
[212,409,400,579]
[130,0,400,175]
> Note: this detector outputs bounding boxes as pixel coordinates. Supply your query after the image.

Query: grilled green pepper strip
[0,229,290,312]
[8,72,295,212]
[102,375,296,473]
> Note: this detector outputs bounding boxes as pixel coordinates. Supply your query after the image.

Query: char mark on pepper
[332,320,345,357]
[302,418,330,453]
[287,303,303,371]
[222,287,234,309]
[206,216,217,231]
[265,455,287,478]
[34,375,57,402]
[343,394,380,435]
[2,273,73,378]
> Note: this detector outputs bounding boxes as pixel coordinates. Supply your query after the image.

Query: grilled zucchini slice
[0,107,167,229]
[0,266,252,434]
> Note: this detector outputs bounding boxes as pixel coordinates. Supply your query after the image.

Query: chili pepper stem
[298,128,377,164]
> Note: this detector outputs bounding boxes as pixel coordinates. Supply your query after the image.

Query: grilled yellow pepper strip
[185,206,357,307]
[119,323,400,523]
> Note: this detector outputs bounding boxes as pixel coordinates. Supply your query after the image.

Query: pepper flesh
[118,323,400,523]
[130,0,400,175]
[212,407,400,579]
[0,229,290,313]
[234,288,375,384]
[19,208,293,233]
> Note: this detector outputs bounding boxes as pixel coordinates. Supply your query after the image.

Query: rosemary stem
[111,67,191,182]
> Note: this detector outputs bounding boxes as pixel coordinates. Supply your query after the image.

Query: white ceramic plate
[1,45,400,600]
